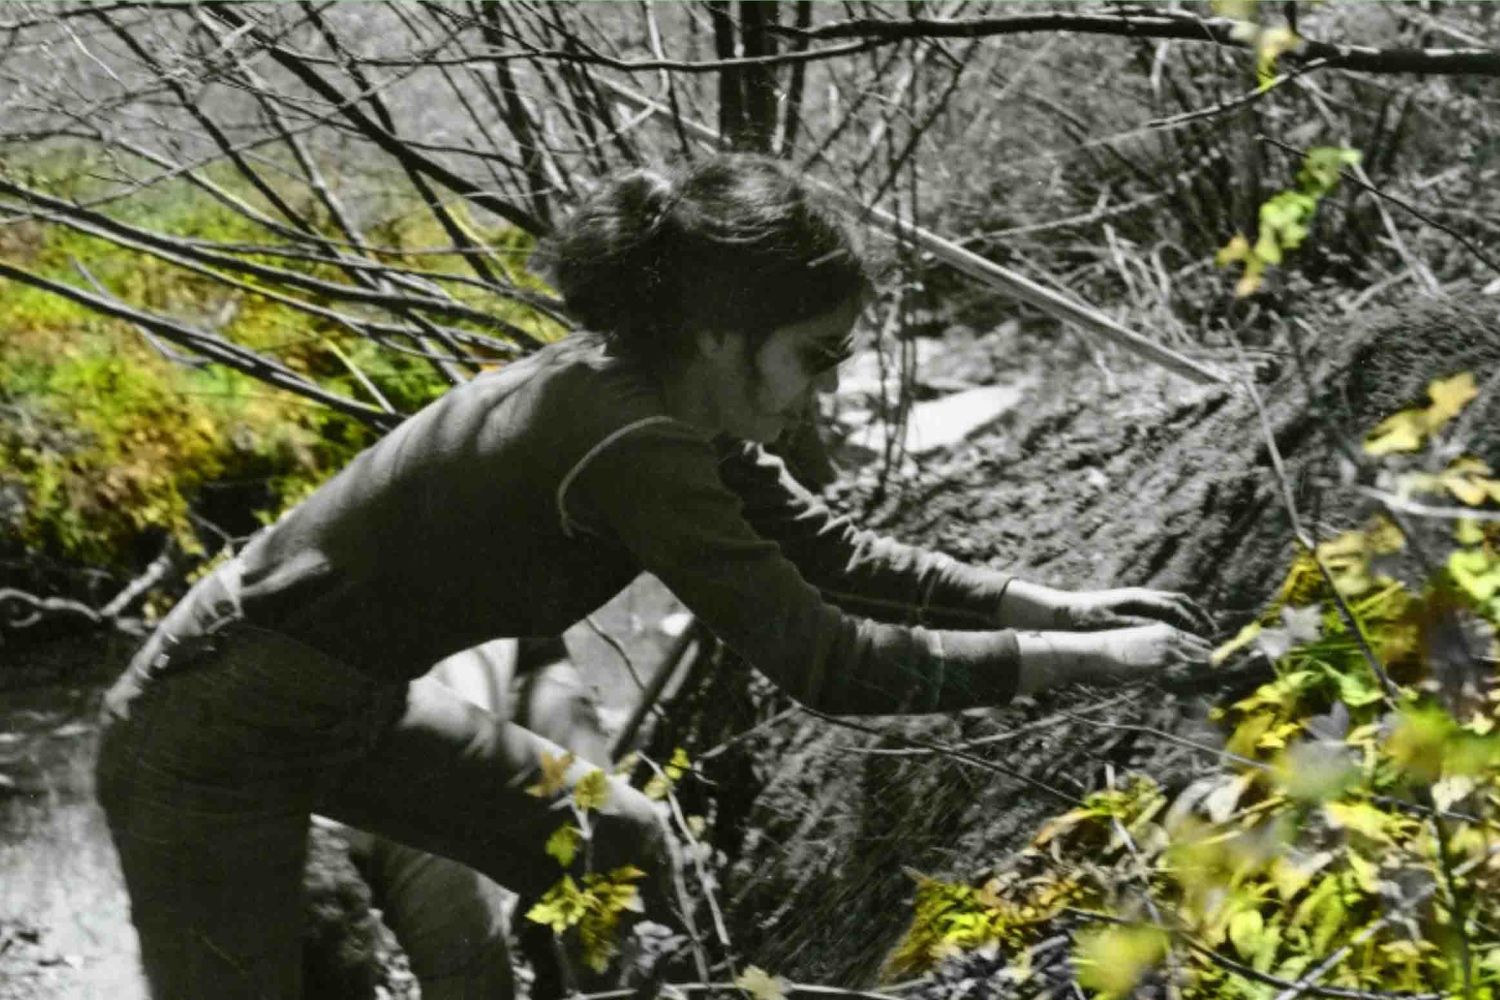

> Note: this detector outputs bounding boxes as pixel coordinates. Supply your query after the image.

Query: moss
[0,155,560,573]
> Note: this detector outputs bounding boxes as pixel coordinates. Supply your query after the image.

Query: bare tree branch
[781,11,1500,77]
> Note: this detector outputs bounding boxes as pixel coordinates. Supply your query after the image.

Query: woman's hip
[96,566,404,836]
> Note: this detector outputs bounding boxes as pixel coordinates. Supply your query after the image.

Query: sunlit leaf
[1426,371,1479,425]
[526,750,577,799]
[1431,775,1477,812]
[1074,925,1168,999]
[545,824,583,868]
[574,768,612,812]
[1364,410,1427,456]
[1213,620,1263,666]
[1270,850,1335,901]
[1229,908,1267,960]
[1450,548,1500,604]
[1323,801,1393,843]
[735,965,787,1000]
[1205,773,1256,824]
[1364,372,1478,455]
[526,875,586,933]
[1455,518,1486,547]
[643,772,672,800]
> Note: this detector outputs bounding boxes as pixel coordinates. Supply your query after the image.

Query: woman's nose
[814,367,839,395]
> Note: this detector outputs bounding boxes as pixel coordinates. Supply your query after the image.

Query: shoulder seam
[556,415,678,538]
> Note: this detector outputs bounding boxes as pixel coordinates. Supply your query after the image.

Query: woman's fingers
[1173,594,1217,637]
[1118,589,1215,636]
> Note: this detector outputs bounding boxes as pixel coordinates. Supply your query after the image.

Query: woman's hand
[1014,622,1213,695]
[1084,622,1214,685]
[1057,587,1215,635]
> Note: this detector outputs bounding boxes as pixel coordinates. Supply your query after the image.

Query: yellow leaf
[573,768,612,812]
[1438,457,1500,507]
[526,750,576,798]
[1235,262,1265,299]
[644,773,672,801]
[1364,409,1426,456]
[1270,850,1334,901]
[1217,233,1252,266]
[1258,25,1301,62]
[736,965,787,1000]
[1227,714,1274,760]
[1033,808,1095,847]
[1213,620,1263,666]
[1323,801,1391,843]
[1426,371,1478,425]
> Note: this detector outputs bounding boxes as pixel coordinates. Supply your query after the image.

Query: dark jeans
[95,563,669,1000]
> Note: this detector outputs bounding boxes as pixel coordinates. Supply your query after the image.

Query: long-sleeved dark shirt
[236,334,1021,715]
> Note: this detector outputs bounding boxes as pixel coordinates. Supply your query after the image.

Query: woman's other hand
[1058,587,1214,636]
[999,580,1214,637]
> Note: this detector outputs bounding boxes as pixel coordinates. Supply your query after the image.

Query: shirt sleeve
[564,421,1020,716]
[716,439,1013,629]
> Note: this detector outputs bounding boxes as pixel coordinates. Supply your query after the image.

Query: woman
[96,154,1213,998]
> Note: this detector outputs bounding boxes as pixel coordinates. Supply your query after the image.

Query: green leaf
[1074,925,1168,1000]
[1229,909,1266,961]
[545,824,582,868]
[525,875,586,933]
[573,768,611,812]
[1450,548,1500,604]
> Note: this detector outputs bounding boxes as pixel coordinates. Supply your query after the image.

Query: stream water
[0,635,145,1000]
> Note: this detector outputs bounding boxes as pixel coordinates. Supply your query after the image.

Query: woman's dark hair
[542,154,870,361]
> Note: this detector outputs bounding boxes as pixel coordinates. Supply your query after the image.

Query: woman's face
[708,299,860,443]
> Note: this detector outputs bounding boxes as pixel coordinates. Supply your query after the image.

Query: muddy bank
[709,290,1500,984]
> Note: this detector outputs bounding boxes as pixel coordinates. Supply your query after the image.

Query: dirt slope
[709,290,1500,985]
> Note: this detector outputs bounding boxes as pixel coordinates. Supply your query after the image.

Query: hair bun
[612,169,676,240]
[544,154,869,362]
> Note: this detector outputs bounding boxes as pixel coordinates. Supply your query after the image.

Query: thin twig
[1233,354,1400,702]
